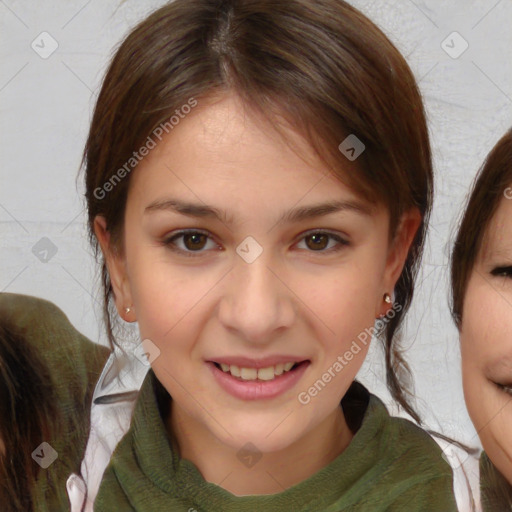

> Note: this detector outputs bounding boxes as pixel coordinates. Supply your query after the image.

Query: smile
[214,361,300,381]
[207,360,311,400]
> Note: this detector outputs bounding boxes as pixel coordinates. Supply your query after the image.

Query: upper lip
[207,356,310,369]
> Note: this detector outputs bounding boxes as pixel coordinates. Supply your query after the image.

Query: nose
[217,250,296,345]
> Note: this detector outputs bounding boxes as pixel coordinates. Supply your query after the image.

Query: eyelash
[490,266,512,278]
[496,383,512,397]
[162,229,349,258]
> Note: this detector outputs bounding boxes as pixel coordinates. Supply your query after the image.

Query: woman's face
[97,93,417,455]
[461,190,512,483]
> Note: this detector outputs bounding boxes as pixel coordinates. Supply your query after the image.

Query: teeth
[217,361,299,380]
[257,366,275,381]
[240,367,258,380]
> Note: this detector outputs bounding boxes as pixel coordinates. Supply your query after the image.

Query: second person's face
[461,189,512,483]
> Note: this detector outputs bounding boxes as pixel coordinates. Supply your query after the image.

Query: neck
[166,402,353,496]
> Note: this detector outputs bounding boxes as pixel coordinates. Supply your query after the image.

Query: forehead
[479,192,512,261]
[130,94,369,209]
[152,94,321,173]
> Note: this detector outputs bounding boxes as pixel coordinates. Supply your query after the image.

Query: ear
[378,208,422,316]
[94,215,135,322]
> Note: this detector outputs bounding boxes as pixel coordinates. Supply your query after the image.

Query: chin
[215,420,302,454]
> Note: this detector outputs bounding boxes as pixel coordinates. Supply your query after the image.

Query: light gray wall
[2,0,512,448]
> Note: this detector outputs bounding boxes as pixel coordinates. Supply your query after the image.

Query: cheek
[461,277,512,365]
[299,263,382,382]
[460,275,497,364]
[292,246,385,328]
[460,281,490,426]
[126,245,219,347]
[461,278,512,433]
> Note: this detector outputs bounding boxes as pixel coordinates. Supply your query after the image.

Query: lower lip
[207,361,310,400]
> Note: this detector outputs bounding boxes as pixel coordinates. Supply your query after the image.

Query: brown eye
[163,230,218,257]
[491,266,512,278]
[182,233,208,250]
[305,233,329,251]
[297,231,349,253]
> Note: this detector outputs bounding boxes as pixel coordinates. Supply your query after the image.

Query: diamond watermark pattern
[134,338,161,366]
[236,236,263,264]
[236,442,263,468]
[441,31,469,59]
[32,237,58,263]
[31,442,58,469]
[31,32,59,59]
[338,134,365,161]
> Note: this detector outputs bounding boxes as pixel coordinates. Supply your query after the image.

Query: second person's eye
[490,266,512,278]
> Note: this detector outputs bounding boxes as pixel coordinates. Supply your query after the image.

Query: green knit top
[480,451,512,511]
[0,293,110,512]
[95,370,457,511]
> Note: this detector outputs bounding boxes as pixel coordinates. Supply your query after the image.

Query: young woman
[0,293,109,512]
[68,0,459,510]
[451,128,512,511]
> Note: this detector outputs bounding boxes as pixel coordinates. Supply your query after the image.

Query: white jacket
[67,350,149,512]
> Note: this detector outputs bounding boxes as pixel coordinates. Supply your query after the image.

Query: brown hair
[0,322,60,512]
[83,0,433,423]
[450,128,512,328]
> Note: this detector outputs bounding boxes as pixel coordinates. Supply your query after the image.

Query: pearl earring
[383,293,391,304]
[124,306,132,314]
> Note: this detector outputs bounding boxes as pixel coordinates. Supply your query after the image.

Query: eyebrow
[144,198,372,226]
[480,242,512,262]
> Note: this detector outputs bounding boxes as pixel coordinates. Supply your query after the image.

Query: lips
[205,355,311,401]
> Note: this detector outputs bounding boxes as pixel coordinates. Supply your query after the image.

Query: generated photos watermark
[93,97,198,200]
[297,300,402,405]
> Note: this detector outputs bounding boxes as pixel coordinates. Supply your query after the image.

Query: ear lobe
[384,208,422,291]
[93,215,133,319]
